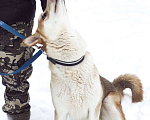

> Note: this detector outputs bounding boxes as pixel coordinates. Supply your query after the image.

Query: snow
[1,0,150,119]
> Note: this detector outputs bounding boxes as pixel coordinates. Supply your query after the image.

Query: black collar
[47,56,85,66]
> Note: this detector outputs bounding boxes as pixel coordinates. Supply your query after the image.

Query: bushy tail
[113,74,143,103]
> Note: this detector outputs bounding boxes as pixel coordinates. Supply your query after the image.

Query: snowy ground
[1,0,150,119]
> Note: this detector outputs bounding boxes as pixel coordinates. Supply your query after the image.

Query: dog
[22,0,143,119]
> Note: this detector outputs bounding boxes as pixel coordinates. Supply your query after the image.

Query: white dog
[23,0,143,120]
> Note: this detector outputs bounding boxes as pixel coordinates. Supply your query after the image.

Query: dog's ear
[46,0,51,12]
[23,33,42,47]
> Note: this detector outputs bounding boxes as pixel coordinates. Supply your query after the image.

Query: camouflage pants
[0,20,34,114]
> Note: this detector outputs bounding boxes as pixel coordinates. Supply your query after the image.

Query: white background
[1,0,150,119]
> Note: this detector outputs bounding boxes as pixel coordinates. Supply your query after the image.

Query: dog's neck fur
[45,27,86,62]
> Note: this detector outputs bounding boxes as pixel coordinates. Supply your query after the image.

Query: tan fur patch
[100,76,116,100]
[110,92,126,120]
[55,110,58,120]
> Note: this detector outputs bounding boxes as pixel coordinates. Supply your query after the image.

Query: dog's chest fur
[50,52,103,110]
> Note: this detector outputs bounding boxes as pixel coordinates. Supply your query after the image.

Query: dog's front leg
[54,109,68,120]
[88,104,101,120]
[88,110,100,120]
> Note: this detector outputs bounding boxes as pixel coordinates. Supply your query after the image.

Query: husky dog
[23,0,143,120]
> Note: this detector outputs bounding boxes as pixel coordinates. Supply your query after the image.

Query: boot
[7,111,30,120]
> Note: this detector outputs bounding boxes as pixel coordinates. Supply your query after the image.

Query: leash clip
[34,45,46,55]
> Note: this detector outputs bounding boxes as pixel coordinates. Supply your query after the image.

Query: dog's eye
[42,12,47,20]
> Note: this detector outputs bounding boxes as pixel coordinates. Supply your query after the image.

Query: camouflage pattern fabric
[0,20,34,114]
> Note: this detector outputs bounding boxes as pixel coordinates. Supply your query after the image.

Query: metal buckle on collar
[34,45,46,55]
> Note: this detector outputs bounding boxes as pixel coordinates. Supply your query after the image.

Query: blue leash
[0,20,43,75]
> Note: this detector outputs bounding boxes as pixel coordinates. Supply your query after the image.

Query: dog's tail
[112,74,143,103]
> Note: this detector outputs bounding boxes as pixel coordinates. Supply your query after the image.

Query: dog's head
[23,0,69,47]
[23,0,86,61]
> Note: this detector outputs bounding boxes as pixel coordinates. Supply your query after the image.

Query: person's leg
[0,20,34,114]
[7,111,30,120]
